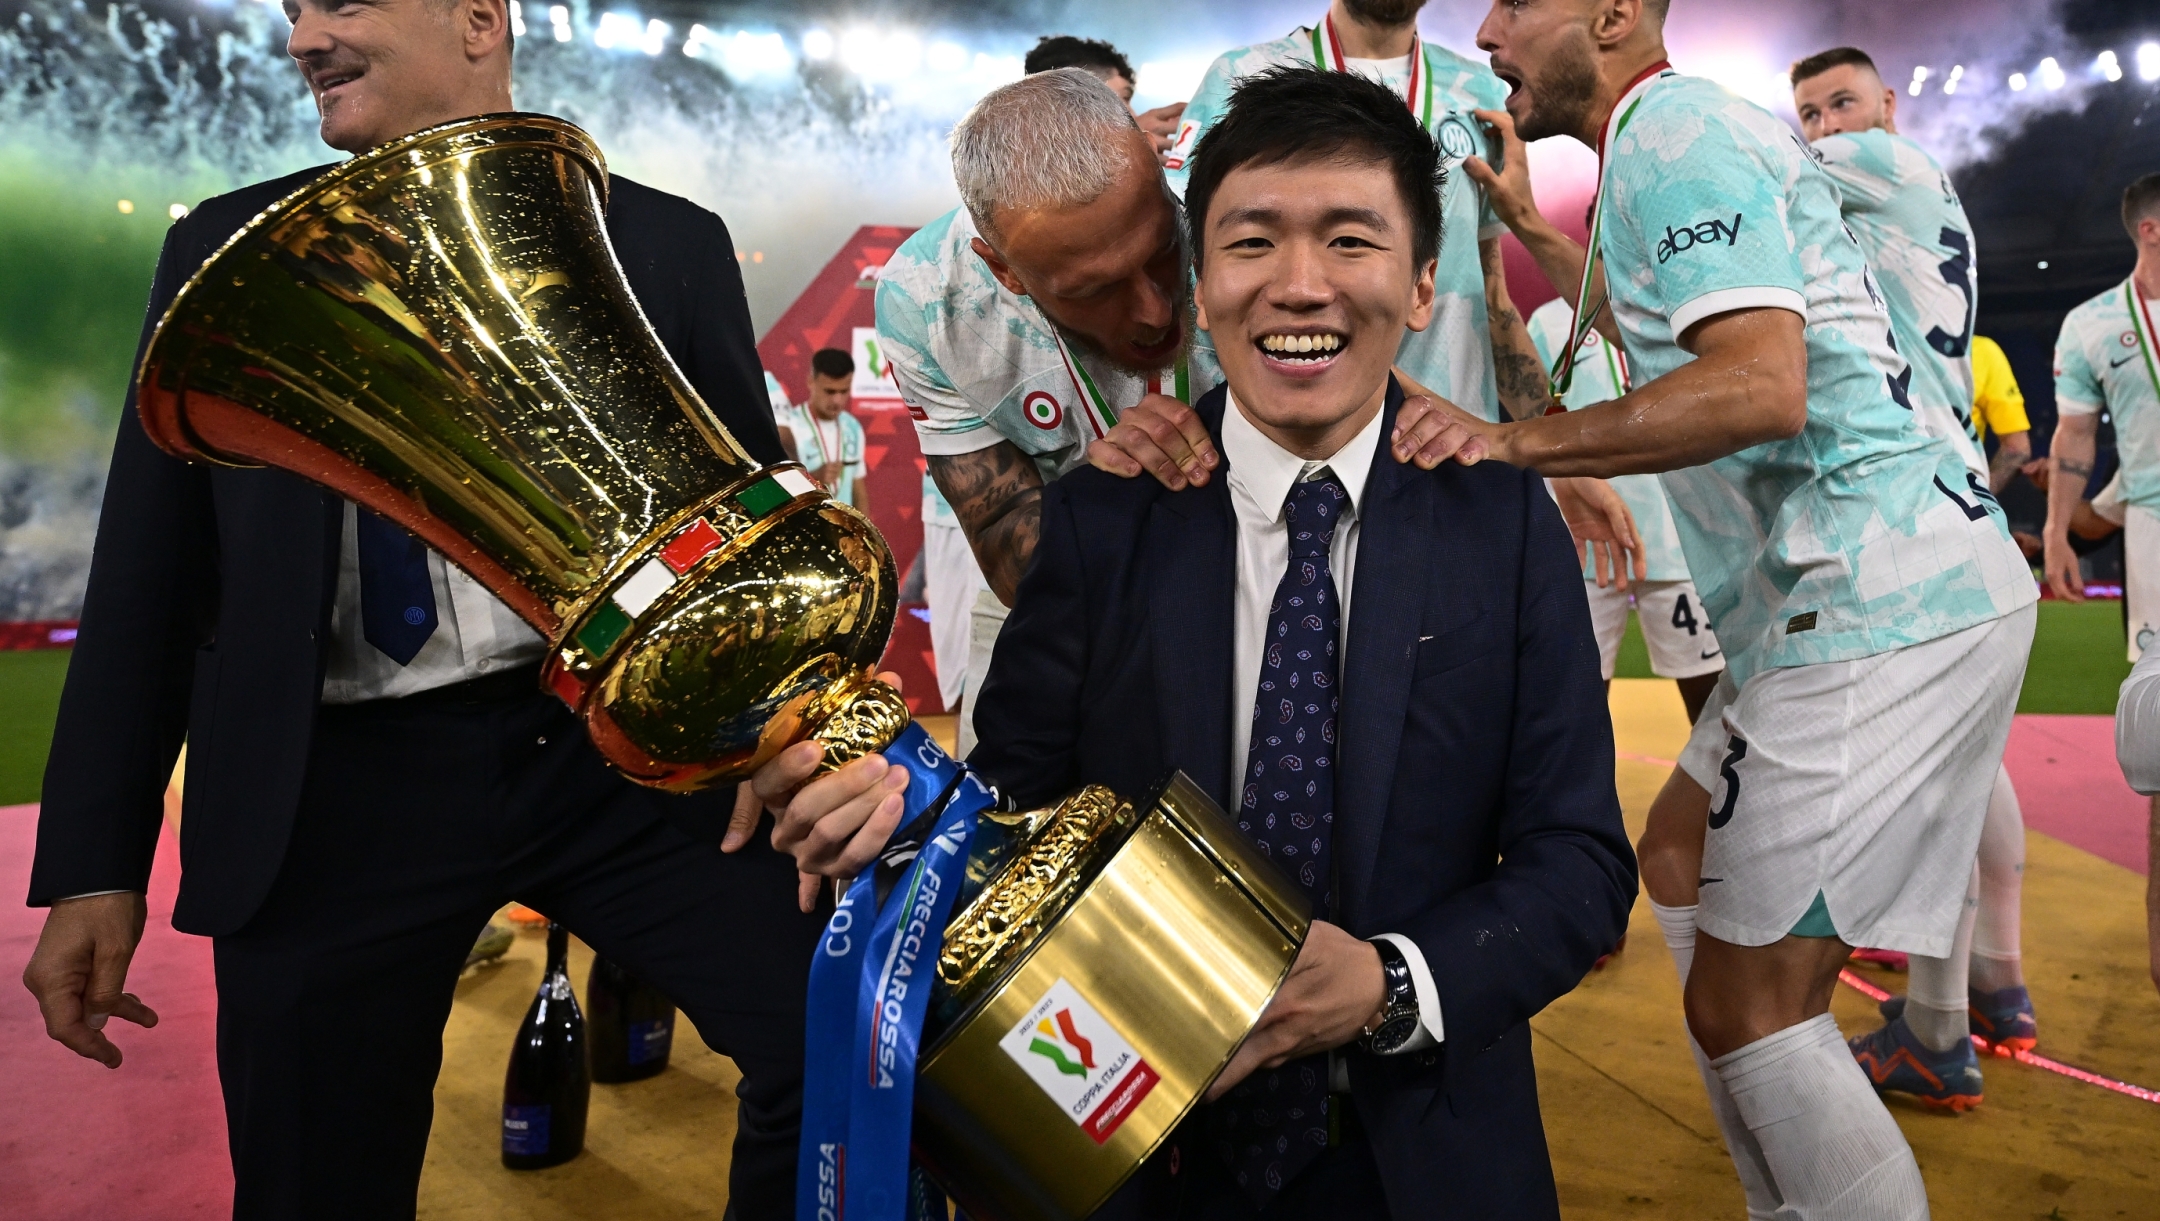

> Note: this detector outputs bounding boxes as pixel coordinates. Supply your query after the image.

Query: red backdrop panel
[755,226,946,714]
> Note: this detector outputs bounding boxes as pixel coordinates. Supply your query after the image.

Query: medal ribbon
[2127,275,2160,407]
[796,723,1000,1221]
[1053,333,1191,442]
[1549,63,1672,404]
[1310,15,1432,127]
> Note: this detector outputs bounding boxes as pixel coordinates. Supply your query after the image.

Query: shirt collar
[1599,61,1674,160]
[1221,389,1384,524]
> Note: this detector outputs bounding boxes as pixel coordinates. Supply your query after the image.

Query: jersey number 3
[1708,736,1747,830]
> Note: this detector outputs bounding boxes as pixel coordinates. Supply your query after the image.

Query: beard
[1512,30,1601,142]
[1342,0,1427,28]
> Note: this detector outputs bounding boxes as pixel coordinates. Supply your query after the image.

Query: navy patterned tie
[356,508,438,665]
[1218,469,1346,1206]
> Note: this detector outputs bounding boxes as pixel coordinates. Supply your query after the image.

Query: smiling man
[1452,1,2036,1216]
[768,65,1634,1219]
[19,0,824,1216]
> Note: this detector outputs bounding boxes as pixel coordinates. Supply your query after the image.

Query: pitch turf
[1613,597,2128,715]
[0,649,69,805]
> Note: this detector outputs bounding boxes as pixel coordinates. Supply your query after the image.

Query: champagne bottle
[586,954,677,1084]
[501,922,590,1169]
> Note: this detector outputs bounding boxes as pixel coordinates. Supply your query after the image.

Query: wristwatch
[1361,937,1422,1055]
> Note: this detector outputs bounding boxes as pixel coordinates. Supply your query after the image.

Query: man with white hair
[876,68,1216,752]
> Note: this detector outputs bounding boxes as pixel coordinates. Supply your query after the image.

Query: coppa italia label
[999,978,1160,1145]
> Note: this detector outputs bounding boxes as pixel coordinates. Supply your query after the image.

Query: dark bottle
[501,922,590,1169]
[586,954,677,1084]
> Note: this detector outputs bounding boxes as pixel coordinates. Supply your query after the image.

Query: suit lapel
[1335,380,1424,926]
[1148,388,1238,807]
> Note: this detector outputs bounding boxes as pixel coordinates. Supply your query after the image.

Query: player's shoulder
[1525,296,1573,337]
[2061,282,2127,339]
[875,209,977,337]
[1212,29,1311,82]
[1423,39,1508,108]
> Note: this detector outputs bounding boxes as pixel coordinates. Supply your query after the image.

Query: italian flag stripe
[575,601,633,658]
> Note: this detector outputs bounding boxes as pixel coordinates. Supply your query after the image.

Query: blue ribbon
[798,723,997,1221]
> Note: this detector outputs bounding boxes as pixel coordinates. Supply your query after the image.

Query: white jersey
[1525,297,1693,583]
[1810,129,1985,475]
[1163,18,1510,420]
[1595,70,2032,686]
[2056,278,2160,510]
[874,207,1219,482]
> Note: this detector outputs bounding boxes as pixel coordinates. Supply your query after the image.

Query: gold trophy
[137,115,1305,1221]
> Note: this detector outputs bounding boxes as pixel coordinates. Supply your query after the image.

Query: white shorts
[920,521,983,709]
[2125,503,2159,663]
[956,588,1008,759]
[1676,602,2036,957]
[1585,578,1725,682]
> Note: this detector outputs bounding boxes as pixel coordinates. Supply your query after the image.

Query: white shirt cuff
[913,422,1005,456]
[2054,396,2103,418]
[1668,286,1805,345]
[1370,932,1444,1053]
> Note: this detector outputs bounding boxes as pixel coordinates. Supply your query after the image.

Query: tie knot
[1283,472,1348,559]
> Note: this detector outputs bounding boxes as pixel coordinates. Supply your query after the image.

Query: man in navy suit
[762,67,1634,1219]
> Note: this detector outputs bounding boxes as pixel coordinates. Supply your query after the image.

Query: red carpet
[2003,715,2152,876]
[0,804,230,1219]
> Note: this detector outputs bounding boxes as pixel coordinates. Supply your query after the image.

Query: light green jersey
[1596,72,2032,685]
[2056,279,2160,509]
[1526,297,1693,583]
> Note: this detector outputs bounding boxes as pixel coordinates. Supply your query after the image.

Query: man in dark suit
[19,0,821,1215]
[760,68,1634,1219]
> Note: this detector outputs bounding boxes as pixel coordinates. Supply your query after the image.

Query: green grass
[0,648,72,805]
[1615,598,2126,715]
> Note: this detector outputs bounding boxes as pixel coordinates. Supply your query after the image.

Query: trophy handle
[803,671,915,772]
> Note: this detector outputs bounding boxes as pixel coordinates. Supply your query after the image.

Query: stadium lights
[926,41,968,74]
[549,4,569,42]
[2008,71,2027,91]
[508,0,524,38]
[593,11,635,50]
[801,28,835,61]
[1942,64,1963,95]
[2038,56,2065,90]
[2098,49,2123,82]
[640,18,668,56]
[2140,43,2160,82]
[1908,65,1927,96]
[841,28,923,81]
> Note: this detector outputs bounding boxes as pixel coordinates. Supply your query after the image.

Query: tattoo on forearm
[1988,446,2024,492]
[928,445,1043,607]
[1483,238,1551,422]
[2058,457,2095,479]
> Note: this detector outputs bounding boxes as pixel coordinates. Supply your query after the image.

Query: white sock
[1970,764,2027,995]
[1713,1015,1930,1221]
[1653,901,1785,1218]
[1650,899,1698,984]
[1904,864,1979,1053]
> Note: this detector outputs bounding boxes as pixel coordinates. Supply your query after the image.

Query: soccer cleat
[1849,946,1909,971]
[1876,984,2039,1055]
[1848,1015,1985,1112]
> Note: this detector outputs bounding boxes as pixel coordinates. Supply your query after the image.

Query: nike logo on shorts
[1701,648,1722,659]
[1699,877,1723,885]
[2113,353,2139,369]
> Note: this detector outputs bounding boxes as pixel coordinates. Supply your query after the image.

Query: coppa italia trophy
[138,115,1308,1221]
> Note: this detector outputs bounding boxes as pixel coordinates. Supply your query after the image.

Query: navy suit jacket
[968,380,1637,1218]
[28,165,784,935]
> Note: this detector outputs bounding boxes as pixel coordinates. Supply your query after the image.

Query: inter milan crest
[1436,114,1478,162]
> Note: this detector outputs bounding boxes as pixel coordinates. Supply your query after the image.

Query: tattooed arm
[1483,236,1552,422]
[1988,428,2031,494]
[927,442,1044,608]
[2042,413,2097,603]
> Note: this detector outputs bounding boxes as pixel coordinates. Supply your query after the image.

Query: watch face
[1369,1015,1420,1055]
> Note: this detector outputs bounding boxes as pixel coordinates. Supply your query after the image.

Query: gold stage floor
[416,689,2160,1219]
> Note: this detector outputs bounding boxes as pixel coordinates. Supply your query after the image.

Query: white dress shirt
[1220,394,1443,1055]
[320,502,545,704]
